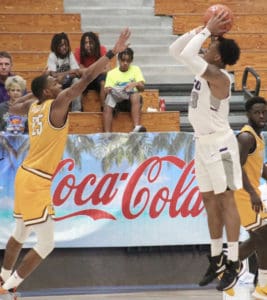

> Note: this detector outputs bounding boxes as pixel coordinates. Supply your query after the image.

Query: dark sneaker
[216,260,245,291]
[199,252,227,286]
[254,269,259,287]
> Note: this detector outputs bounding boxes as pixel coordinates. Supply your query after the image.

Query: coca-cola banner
[0,132,250,248]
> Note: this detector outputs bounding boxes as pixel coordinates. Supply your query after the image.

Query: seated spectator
[74,32,108,109]
[103,47,146,133]
[0,75,28,134]
[46,32,81,111]
[0,51,13,104]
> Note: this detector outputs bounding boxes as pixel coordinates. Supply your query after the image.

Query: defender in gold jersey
[234,96,267,299]
[0,28,131,294]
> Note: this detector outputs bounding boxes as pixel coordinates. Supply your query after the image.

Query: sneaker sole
[198,267,225,286]
[216,262,246,291]
[199,266,226,287]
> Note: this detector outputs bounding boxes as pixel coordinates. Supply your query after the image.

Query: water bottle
[159,98,166,111]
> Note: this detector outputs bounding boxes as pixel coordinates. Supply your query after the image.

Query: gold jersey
[235,125,267,230]
[23,99,68,175]
[14,99,69,225]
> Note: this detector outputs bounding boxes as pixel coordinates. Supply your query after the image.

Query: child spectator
[74,32,108,109]
[46,32,81,111]
[0,75,28,134]
[103,47,146,133]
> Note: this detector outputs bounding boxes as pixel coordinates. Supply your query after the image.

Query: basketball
[203,4,234,34]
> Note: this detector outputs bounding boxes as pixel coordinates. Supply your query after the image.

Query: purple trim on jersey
[210,106,218,111]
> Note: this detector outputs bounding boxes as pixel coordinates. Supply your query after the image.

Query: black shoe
[216,260,244,291]
[199,252,227,286]
[254,269,259,287]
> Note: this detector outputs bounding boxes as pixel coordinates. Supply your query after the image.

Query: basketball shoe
[252,285,267,300]
[0,287,13,300]
[0,286,18,300]
[216,260,245,291]
[199,252,227,286]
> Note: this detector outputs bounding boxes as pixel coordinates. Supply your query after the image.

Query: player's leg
[194,146,227,286]
[252,225,267,299]
[198,191,227,286]
[239,232,256,261]
[0,218,31,284]
[216,189,244,291]
[1,217,54,292]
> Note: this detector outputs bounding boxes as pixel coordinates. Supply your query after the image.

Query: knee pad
[33,217,55,259]
[34,237,54,259]
[12,219,31,244]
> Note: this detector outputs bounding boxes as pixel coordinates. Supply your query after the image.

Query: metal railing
[242,66,261,100]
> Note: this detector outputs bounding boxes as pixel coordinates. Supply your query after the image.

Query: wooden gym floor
[17,284,256,300]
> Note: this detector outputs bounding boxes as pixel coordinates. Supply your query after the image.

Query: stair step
[83,26,172,35]
[100,35,177,45]
[64,0,154,7]
[179,114,247,132]
[81,15,172,27]
[68,111,180,134]
[65,7,154,16]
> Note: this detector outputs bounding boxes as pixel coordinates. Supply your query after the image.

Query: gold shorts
[14,166,55,226]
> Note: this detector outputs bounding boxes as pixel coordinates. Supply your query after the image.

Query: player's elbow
[179,49,191,62]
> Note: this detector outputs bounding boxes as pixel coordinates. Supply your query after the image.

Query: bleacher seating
[1,0,180,133]
[2,0,63,13]
[0,14,81,32]
[0,32,81,51]
[82,89,160,112]
[155,0,267,97]
[172,14,267,35]
[154,0,267,15]
[68,111,180,134]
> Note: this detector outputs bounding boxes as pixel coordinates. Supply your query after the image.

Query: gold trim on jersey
[14,206,55,226]
[21,165,52,180]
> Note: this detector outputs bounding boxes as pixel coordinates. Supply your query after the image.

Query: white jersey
[188,69,232,136]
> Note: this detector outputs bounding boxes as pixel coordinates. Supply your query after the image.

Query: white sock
[227,241,239,262]
[210,238,223,256]
[0,267,12,282]
[258,269,267,287]
[133,125,142,132]
[2,271,23,290]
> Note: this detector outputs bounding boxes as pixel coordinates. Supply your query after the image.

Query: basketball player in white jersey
[169,12,243,291]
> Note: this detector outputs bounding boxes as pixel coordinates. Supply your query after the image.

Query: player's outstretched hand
[112,28,131,55]
[206,11,230,36]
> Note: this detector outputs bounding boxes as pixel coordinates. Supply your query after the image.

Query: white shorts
[105,87,131,108]
[194,129,242,194]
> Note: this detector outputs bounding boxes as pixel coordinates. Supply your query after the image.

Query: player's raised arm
[8,92,37,116]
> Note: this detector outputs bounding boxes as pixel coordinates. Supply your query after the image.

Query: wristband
[200,27,211,38]
[106,50,115,59]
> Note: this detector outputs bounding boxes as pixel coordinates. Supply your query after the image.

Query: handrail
[242,67,261,100]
